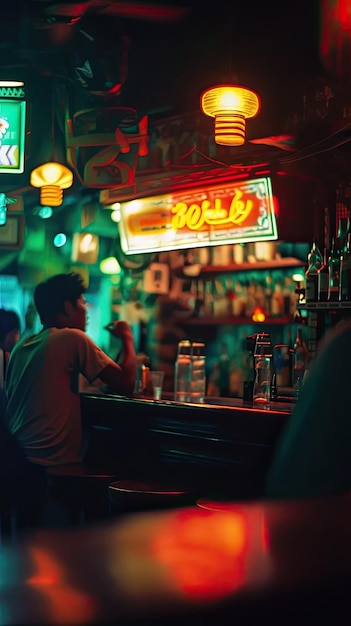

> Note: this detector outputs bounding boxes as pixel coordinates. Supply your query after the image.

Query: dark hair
[34,273,86,327]
[0,309,20,347]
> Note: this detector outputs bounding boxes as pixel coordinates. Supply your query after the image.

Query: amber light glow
[200,85,260,146]
[152,508,248,600]
[252,307,266,323]
[26,547,97,623]
[30,162,73,207]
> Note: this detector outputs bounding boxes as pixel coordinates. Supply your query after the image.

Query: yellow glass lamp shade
[30,162,73,207]
[200,85,260,146]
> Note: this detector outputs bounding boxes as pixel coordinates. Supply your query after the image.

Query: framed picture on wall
[0,215,24,249]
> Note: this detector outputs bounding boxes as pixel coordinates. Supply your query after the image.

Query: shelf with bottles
[183,315,299,326]
[297,301,351,311]
[178,257,304,279]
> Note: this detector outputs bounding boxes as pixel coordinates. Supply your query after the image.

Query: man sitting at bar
[265,319,351,500]
[3,272,137,470]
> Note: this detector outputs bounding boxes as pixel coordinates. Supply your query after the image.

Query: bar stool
[0,466,48,543]
[44,464,120,527]
[196,498,238,512]
[109,480,198,516]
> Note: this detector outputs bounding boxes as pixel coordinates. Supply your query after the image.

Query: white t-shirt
[4,328,116,467]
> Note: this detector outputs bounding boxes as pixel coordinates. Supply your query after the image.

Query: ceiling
[2,0,323,117]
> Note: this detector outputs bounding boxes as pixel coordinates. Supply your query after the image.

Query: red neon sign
[119,177,277,255]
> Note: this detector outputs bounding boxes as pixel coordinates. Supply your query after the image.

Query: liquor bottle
[337,216,350,252]
[292,329,308,391]
[305,240,323,302]
[327,237,341,301]
[280,329,293,388]
[264,274,273,316]
[253,333,272,406]
[317,246,329,301]
[339,233,351,301]
[271,279,284,317]
[318,206,330,302]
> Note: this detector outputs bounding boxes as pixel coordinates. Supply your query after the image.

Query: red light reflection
[272,194,279,217]
[27,547,97,624]
[320,0,351,78]
[151,508,248,600]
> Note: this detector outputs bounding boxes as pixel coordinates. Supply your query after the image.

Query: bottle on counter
[253,333,273,406]
[264,274,273,316]
[328,236,341,301]
[134,355,151,395]
[174,340,192,402]
[270,372,278,401]
[339,233,351,301]
[292,329,308,393]
[305,240,323,303]
[318,246,329,302]
[318,206,330,302]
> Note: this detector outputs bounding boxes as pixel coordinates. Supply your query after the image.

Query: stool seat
[44,464,119,527]
[47,464,117,481]
[109,480,190,495]
[109,480,197,514]
[196,498,239,512]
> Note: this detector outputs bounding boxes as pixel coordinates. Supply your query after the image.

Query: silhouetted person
[4,273,137,468]
[265,319,351,500]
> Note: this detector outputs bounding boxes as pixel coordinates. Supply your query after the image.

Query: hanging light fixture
[30,87,73,207]
[200,84,260,146]
[30,162,73,207]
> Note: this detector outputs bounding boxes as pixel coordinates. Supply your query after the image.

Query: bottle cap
[192,342,205,356]
[254,333,272,358]
[177,340,191,356]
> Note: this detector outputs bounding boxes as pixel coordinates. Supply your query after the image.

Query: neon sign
[119,177,278,255]
[0,82,26,174]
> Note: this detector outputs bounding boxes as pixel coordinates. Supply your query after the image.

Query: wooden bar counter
[81,392,293,499]
[2,494,351,625]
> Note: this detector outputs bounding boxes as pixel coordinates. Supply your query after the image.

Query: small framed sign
[0,82,26,174]
[0,215,24,249]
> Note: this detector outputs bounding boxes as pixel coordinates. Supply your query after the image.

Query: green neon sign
[0,99,26,174]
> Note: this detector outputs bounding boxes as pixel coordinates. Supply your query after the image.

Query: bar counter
[81,392,293,499]
[2,493,350,625]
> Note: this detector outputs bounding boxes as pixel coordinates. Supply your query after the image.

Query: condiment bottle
[174,340,192,402]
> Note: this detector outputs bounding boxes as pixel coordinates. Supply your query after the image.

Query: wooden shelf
[183,315,297,326]
[179,257,304,279]
[297,302,351,311]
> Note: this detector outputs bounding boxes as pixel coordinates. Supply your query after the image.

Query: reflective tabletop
[1,493,351,624]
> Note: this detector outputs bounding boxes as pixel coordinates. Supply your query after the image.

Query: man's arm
[98,321,137,396]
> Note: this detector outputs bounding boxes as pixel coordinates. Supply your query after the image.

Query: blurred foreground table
[1,494,351,625]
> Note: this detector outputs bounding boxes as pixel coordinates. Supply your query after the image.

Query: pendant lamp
[30,89,73,207]
[30,162,73,207]
[200,84,260,146]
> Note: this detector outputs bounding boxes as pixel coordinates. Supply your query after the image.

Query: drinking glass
[253,356,271,406]
[150,371,164,400]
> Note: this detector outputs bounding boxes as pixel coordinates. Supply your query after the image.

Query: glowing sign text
[171,191,254,231]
